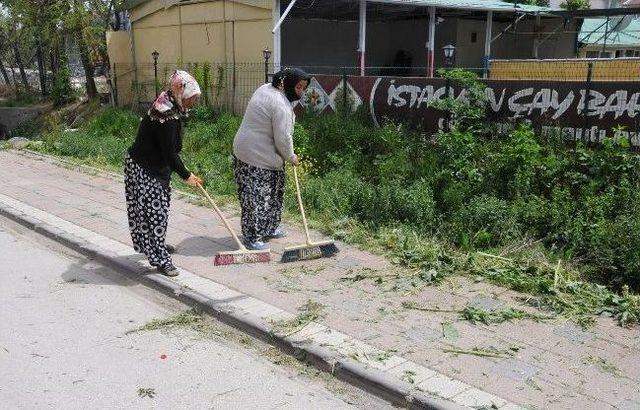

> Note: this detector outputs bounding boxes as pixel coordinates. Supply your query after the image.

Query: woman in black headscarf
[232,68,310,250]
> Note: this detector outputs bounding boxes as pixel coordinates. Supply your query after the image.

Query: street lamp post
[443,44,456,68]
[263,48,272,83]
[442,44,456,131]
[152,50,160,97]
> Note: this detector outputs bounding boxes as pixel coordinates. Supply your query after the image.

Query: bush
[51,62,73,107]
[0,85,39,107]
[36,88,640,293]
[39,108,138,164]
[449,195,522,248]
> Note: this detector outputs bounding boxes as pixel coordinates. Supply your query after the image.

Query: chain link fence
[110,62,487,113]
[111,62,270,114]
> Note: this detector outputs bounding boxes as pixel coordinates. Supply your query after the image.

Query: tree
[51,53,72,106]
[1,0,123,100]
[0,15,12,85]
[1,0,55,93]
[561,0,591,10]
[18,0,68,96]
[10,22,30,89]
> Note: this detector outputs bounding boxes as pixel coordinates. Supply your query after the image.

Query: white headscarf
[152,70,201,113]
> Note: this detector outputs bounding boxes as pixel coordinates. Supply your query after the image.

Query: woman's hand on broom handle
[186,172,204,187]
[290,154,299,166]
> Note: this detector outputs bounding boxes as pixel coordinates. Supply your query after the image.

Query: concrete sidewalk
[1,149,638,410]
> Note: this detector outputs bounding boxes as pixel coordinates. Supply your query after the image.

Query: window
[615,50,624,58]
[586,51,599,58]
[601,51,612,58]
[625,50,635,57]
[471,32,478,43]
[635,51,640,57]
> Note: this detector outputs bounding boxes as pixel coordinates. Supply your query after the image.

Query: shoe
[243,240,269,251]
[157,264,179,277]
[165,244,177,254]
[265,228,287,240]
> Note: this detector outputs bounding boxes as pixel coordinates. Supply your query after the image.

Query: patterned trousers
[124,155,172,268]
[233,156,285,243]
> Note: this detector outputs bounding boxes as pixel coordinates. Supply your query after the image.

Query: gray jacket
[233,84,296,170]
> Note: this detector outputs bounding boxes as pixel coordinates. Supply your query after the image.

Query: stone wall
[0,104,52,137]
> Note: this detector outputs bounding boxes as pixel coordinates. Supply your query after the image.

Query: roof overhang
[550,7,640,18]
[367,0,554,14]
[284,0,562,23]
[121,0,149,10]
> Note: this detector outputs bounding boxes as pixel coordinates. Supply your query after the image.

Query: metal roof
[121,0,148,10]
[550,7,640,18]
[579,17,640,47]
[123,0,556,13]
[367,0,554,13]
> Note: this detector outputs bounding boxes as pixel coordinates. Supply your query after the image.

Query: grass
[116,302,374,406]
[461,306,553,325]
[349,349,397,364]
[583,355,624,377]
[125,308,208,335]
[0,89,41,107]
[26,105,640,328]
[442,322,459,341]
[137,387,156,398]
[403,302,554,325]
[278,264,326,277]
[443,346,518,359]
[401,370,417,384]
[273,300,325,336]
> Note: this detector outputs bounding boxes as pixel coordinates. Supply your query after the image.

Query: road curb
[0,199,465,410]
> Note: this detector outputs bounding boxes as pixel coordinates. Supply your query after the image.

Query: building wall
[106,31,136,106]
[490,18,578,61]
[282,17,441,75]
[282,19,358,71]
[282,15,577,74]
[129,0,272,66]
[578,45,640,57]
[110,0,273,108]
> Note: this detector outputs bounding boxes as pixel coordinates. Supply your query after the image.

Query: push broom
[196,183,271,265]
[281,166,339,263]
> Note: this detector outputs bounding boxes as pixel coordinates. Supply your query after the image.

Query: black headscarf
[271,68,310,102]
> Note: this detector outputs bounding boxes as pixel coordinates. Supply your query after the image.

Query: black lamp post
[263,48,272,83]
[152,50,160,97]
[442,44,456,131]
[443,44,456,68]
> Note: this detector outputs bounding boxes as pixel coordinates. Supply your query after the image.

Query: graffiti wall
[296,75,640,145]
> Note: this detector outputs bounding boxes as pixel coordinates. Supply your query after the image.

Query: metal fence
[109,60,639,147]
[112,62,270,114]
[111,62,487,113]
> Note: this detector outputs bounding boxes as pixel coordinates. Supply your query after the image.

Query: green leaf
[442,322,459,341]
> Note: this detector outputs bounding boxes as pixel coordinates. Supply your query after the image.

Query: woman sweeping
[233,68,310,250]
[125,70,204,276]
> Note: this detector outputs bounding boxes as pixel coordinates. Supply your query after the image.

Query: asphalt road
[0,215,392,409]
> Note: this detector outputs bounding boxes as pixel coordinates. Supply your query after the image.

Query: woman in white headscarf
[124,70,204,276]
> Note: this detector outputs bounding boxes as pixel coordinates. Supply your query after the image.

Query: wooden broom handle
[292,166,312,245]
[196,183,246,250]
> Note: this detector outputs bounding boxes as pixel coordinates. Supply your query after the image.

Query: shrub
[51,61,73,107]
[36,88,640,293]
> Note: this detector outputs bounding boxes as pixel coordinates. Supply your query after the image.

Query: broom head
[280,240,339,263]
[214,248,271,266]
